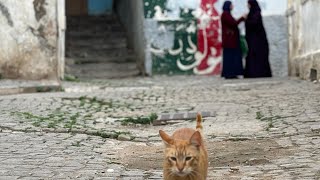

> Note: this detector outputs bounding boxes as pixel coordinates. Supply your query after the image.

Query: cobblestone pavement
[0,76,319,179]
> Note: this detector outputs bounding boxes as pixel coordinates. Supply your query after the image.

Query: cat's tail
[196,113,203,131]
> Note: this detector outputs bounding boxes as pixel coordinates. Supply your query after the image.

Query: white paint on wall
[154,6,167,20]
[166,0,201,18]
[300,0,320,55]
[145,20,175,50]
[168,40,183,55]
[152,0,202,20]
[287,0,320,79]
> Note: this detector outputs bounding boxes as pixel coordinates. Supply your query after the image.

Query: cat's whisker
[193,170,205,179]
[168,171,175,178]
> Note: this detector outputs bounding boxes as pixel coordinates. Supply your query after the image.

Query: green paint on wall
[144,0,168,18]
[152,20,198,75]
[143,0,201,75]
[180,8,195,19]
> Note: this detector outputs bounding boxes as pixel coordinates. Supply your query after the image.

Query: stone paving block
[18,177,45,180]
[117,134,132,141]
[132,137,148,142]
[148,136,162,141]
[0,176,20,180]
[275,137,293,148]
[311,125,320,132]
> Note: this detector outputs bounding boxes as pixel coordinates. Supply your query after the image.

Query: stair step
[66,55,136,64]
[67,41,127,50]
[67,15,118,24]
[67,21,123,30]
[68,24,124,32]
[66,47,133,58]
[67,62,138,71]
[66,38,127,46]
[66,31,126,39]
[66,62,140,79]
[65,15,139,79]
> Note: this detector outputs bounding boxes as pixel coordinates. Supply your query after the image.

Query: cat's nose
[178,167,184,172]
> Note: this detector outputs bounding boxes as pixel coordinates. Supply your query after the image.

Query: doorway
[64,0,140,79]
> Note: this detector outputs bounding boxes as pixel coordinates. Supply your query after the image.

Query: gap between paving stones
[0,125,133,141]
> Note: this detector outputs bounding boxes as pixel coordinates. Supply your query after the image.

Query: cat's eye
[185,157,192,161]
[170,157,177,161]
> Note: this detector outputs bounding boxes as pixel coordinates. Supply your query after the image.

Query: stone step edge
[153,111,216,126]
[0,81,62,96]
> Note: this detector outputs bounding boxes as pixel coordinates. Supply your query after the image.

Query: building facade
[287,0,320,81]
[0,0,288,80]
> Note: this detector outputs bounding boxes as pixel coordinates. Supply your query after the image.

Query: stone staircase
[65,15,140,79]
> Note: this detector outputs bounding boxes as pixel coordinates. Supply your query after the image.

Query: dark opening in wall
[65,0,141,79]
[310,68,317,81]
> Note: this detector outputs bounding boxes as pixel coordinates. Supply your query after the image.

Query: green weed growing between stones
[256,111,264,120]
[89,130,131,139]
[64,74,79,82]
[64,112,80,131]
[255,111,297,131]
[119,113,158,126]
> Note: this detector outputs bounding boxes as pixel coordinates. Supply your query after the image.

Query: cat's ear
[190,131,202,147]
[159,130,173,146]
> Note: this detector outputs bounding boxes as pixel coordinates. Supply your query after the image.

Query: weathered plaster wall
[287,0,320,80]
[0,0,58,80]
[115,0,146,74]
[264,15,288,77]
[144,0,288,76]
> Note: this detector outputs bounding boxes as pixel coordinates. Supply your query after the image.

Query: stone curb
[153,111,215,126]
[0,80,61,95]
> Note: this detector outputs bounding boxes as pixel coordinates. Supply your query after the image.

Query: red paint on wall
[196,0,222,75]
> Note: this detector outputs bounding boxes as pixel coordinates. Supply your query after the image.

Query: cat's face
[165,142,200,176]
[160,130,202,177]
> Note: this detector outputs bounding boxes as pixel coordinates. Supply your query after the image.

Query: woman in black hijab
[244,0,272,78]
[221,1,245,79]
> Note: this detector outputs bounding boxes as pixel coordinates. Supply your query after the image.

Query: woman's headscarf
[222,1,232,12]
[248,0,261,13]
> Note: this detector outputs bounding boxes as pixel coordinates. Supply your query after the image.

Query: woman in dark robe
[244,0,272,78]
[221,1,245,79]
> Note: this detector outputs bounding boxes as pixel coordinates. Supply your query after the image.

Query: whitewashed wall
[0,0,58,80]
[288,0,320,80]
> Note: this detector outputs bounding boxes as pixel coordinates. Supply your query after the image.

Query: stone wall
[287,0,320,80]
[0,0,58,80]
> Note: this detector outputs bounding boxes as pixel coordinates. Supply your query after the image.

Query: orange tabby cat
[159,113,208,180]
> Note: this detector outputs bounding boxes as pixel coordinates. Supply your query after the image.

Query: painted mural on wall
[144,0,222,75]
